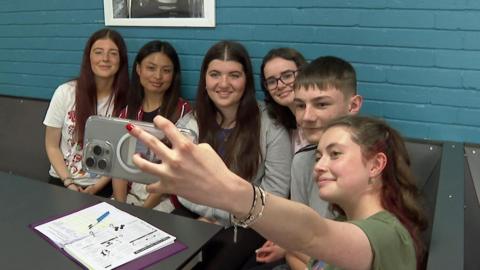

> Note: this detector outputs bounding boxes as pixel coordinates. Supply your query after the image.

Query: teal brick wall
[1,0,480,143]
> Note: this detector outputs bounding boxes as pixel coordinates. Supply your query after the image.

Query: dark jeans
[48,176,113,198]
[171,205,266,270]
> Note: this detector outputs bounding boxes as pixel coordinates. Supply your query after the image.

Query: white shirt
[43,81,114,186]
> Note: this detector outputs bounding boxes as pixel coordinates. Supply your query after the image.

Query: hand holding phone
[82,116,197,184]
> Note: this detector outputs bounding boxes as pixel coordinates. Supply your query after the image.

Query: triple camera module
[84,141,112,172]
[82,115,199,183]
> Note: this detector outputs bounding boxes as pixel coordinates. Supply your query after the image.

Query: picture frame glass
[104,0,215,27]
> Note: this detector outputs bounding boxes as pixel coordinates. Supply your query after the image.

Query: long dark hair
[196,40,261,180]
[324,115,428,270]
[74,28,129,144]
[260,48,307,130]
[126,40,182,123]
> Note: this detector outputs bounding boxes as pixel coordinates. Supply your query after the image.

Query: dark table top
[0,172,221,270]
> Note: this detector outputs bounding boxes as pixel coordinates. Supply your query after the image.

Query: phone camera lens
[97,159,108,170]
[93,145,103,156]
[85,157,95,168]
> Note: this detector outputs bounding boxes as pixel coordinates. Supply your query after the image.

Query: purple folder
[29,202,188,270]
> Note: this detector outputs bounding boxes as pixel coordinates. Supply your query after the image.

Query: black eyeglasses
[264,70,298,91]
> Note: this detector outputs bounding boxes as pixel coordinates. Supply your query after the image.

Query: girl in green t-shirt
[126,99,428,269]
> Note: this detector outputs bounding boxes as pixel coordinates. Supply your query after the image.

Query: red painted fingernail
[125,123,134,132]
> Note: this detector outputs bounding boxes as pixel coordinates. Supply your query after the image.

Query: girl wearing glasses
[174,40,293,270]
[261,48,309,153]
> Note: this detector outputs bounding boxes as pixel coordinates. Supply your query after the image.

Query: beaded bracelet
[234,186,266,228]
[244,183,258,222]
[231,185,267,242]
[230,183,256,242]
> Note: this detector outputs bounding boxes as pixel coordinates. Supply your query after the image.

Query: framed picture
[104,0,215,27]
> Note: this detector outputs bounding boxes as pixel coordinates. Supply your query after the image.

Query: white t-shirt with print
[43,81,114,186]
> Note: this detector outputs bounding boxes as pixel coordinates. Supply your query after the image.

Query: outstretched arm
[127,116,373,270]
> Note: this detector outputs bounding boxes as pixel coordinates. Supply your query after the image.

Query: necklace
[96,94,113,117]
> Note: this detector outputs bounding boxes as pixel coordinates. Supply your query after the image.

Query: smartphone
[82,115,197,184]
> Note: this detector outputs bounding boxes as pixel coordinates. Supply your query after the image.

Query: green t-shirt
[309,211,416,270]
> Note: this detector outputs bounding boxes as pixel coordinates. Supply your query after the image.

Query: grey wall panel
[405,140,442,190]
[427,142,464,270]
[405,139,442,254]
[0,95,50,181]
[465,144,480,270]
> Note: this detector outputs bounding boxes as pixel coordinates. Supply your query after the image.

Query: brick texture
[1,0,480,143]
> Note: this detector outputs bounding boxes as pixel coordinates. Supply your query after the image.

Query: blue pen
[88,211,110,229]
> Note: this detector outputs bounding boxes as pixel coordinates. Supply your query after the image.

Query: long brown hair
[195,40,261,180]
[324,115,428,269]
[74,28,129,144]
[127,40,182,123]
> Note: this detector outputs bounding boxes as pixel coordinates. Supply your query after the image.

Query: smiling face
[89,38,120,80]
[263,57,298,107]
[136,52,174,96]
[313,126,373,205]
[294,86,358,144]
[205,59,246,113]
